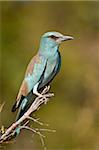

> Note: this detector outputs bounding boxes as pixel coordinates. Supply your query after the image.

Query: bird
[12,31,74,121]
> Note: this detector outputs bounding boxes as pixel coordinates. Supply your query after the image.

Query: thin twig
[0,86,54,143]
[27,116,44,126]
[35,128,56,133]
[28,116,49,126]
[39,134,46,150]
[0,102,5,113]
[20,126,45,138]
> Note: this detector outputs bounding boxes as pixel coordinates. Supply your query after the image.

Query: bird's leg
[42,88,54,104]
[33,83,54,104]
[33,82,43,97]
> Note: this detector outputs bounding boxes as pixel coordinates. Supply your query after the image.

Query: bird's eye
[49,35,59,40]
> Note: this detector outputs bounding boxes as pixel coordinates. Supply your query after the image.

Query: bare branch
[27,116,44,126]
[28,116,49,126]
[0,86,54,144]
[20,125,45,138]
[39,134,46,150]
[0,102,5,113]
[34,128,56,133]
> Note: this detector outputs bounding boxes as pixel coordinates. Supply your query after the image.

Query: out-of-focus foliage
[0,1,99,149]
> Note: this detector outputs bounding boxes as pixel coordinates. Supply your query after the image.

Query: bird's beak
[62,35,74,41]
[56,35,74,44]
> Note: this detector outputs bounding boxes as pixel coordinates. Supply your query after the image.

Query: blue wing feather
[39,51,61,89]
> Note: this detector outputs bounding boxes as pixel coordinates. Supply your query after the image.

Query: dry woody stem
[0,86,54,147]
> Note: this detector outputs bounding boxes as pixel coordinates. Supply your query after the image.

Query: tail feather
[14,88,43,121]
[15,91,36,121]
[11,96,25,112]
[11,101,18,112]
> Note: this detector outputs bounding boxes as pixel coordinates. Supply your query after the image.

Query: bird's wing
[39,51,61,89]
[16,54,40,100]
[12,53,47,111]
[25,54,40,77]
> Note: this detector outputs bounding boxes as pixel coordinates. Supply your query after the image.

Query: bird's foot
[38,93,54,104]
[37,86,54,104]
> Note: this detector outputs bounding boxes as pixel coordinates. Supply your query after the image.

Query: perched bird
[12,31,73,121]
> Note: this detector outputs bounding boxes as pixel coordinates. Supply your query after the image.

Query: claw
[33,85,54,106]
[41,85,50,94]
[38,91,54,105]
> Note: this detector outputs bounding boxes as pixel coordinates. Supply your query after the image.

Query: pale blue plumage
[24,55,46,91]
[12,31,73,136]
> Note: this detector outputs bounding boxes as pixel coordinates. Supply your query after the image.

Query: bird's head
[41,31,73,46]
[39,31,74,56]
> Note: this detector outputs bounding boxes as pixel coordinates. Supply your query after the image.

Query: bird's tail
[10,95,31,139]
[11,96,24,112]
[15,91,36,121]
[11,88,45,139]
[9,91,36,140]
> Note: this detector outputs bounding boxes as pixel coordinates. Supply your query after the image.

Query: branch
[0,102,5,113]
[0,86,54,144]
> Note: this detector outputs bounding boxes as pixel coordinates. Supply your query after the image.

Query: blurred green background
[0,1,99,150]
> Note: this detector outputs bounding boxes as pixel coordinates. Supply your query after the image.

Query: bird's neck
[39,44,59,59]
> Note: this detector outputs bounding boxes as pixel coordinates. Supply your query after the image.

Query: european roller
[12,31,73,121]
